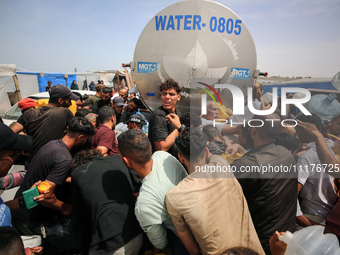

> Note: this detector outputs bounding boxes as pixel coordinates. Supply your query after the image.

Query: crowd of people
[0,79,340,255]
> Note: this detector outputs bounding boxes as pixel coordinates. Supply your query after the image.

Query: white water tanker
[130,0,258,114]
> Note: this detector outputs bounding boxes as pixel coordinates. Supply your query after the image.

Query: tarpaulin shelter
[16,71,77,93]
[262,81,336,97]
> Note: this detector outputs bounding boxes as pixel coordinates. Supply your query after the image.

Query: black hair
[224,247,259,255]
[175,128,207,160]
[160,78,181,94]
[136,122,143,129]
[98,106,115,124]
[72,91,82,101]
[70,149,103,171]
[0,227,25,255]
[75,108,92,118]
[67,117,95,137]
[130,98,142,108]
[49,96,69,104]
[130,122,143,130]
[180,112,202,128]
[275,131,300,152]
[202,125,220,141]
[102,87,112,94]
[83,94,89,101]
[252,113,281,140]
[238,124,254,149]
[296,113,323,132]
[118,129,152,163]
[82,101,92,109]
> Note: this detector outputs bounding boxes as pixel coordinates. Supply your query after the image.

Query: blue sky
[1,0,339,78]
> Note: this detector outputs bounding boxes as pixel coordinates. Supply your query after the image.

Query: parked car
[1,90,95,126]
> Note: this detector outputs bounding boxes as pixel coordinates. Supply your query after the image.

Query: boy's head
[202,125,220,141]
[0,227,26,255]
[160,79,181,112]
[67,117,95,147]
[275,131,300,154]
[180,112,202,129]
[175,128,207,163]
[98,106,116,124]
[118,129,152,167]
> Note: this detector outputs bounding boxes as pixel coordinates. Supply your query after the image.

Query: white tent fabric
[0,64,17,94]
[17,74,39,98]
[0,76,16,94]
[0,64,16,76]
[98,73,115,88]
[76,73,100,90]
[0,85,11,115]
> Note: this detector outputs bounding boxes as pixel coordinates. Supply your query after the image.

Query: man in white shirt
[296,114,338,226]
[117,129,188,254]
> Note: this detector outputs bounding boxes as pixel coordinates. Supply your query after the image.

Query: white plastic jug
[279,225,340,255]
[303,93,340,123]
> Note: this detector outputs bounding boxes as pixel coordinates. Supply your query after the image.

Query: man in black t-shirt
[10,85,78,164]
[12,117,95,236]
[68,154,143,254]
[232,113,297,255]
[148,79,185,157]
[45,80,52,92]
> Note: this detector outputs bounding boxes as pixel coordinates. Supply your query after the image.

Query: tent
[76,73,100,90]
[0,85,11,115]
[0,64,133,109]
[0,64,40,106]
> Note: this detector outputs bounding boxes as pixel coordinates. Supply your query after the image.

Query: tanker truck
[124,0,261,116]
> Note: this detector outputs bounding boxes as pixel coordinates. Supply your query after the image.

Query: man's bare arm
[155,113,181,151]
[221,124,241,135]
[10,122,24,133]
[177,229,202,255]
[296,120,340,178]
[154,129,180,151]
[96,146,109,157]
[40,180,73,216]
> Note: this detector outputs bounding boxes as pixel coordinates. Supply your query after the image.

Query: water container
[279,225,340,255]
[303,93,340,123]
[132,0,257,114]
[136,109,149,134]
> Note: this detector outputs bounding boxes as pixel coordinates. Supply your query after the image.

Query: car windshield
[2,103,22,120]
